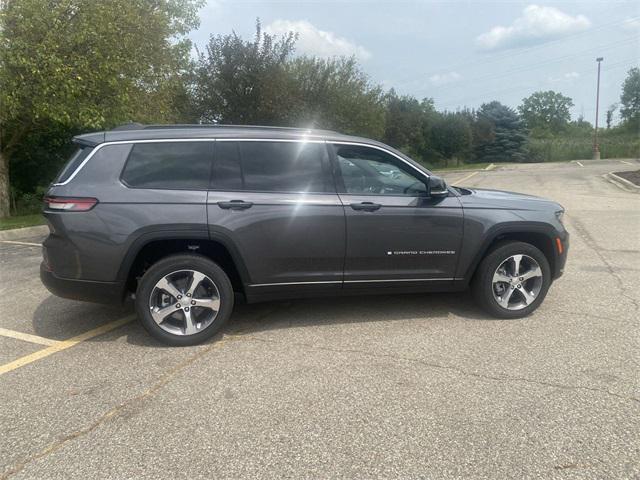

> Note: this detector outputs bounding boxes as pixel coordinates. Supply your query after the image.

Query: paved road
[1,159,638,479]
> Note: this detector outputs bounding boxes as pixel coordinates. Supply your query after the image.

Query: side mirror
[428,175,449,198]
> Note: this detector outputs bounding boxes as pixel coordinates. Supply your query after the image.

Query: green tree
[518,90,573,136]
[382,90,436,160]
[474,101,528,163]
[605,104,617,129]
[430,112,472,165]
[287,56,386,138]
[194,22,386,138]
[567,115,592,136]
[620,67,640,132]
[0,0,202,217]
[194,20,297,125]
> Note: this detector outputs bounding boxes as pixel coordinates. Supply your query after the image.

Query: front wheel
[135,254,234,346]
[472,241,551,319]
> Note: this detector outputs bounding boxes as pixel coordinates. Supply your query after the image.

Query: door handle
[350,202,381,212]
[217,200,253,210]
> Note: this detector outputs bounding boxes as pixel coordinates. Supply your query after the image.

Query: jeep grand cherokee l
[41,124,569,345]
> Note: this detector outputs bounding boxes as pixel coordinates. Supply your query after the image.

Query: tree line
[1,1,639,218]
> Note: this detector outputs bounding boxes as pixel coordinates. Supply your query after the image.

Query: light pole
[593,57,603,160]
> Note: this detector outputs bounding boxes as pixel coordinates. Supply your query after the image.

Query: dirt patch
[614,169,640,187]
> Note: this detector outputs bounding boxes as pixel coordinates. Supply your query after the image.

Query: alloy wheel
[492,254,543,311]
[148,269,221,336]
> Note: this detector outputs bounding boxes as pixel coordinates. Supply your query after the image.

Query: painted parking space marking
[0,327,59,346]
[576,161,584,167]
[0,240,42,247]
[452,171,479,185]
[0,315,135,376]
[620,160,633,165]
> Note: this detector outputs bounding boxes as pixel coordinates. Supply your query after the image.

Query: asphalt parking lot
[1,159,638,479]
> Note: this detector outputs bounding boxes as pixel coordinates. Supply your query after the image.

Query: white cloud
[549,71,580,82]
[429,71,462,86]
[476,5,591,51]
[265,19,372,60]
[623,17,640,30]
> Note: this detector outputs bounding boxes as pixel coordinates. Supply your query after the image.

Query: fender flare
[460,221,561,283]
[115,226,252,287]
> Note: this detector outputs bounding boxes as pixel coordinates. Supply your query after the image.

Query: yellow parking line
[0,315,135,376]
[0,327,59,346]
[0,240,41,247]
[452,171,479,185]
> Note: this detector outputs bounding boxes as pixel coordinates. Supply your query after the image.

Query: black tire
[135,254,234,346]
[472,241,551,319]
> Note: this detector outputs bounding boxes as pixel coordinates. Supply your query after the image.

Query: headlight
[555,210,565,225]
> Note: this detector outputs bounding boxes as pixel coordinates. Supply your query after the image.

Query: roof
[72,123,371,147]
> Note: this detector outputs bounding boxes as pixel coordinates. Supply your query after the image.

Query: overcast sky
[191,1,640,125]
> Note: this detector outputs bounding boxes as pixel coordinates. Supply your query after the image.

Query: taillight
[44,196,98,211]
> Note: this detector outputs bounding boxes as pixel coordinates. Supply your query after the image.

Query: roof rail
[111,122,145,131]
[110,123,339,135]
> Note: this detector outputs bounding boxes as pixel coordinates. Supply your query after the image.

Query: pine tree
[474,102,528,163]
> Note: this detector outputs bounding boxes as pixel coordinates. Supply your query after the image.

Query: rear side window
[211,141,332,193]
[212,142,244,190]
[121,142,211,190]
[55,147,93,184]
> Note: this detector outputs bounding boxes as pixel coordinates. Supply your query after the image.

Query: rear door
[330,142,464,289]
[207,139,346,297]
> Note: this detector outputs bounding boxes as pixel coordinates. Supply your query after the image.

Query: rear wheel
[472,241,551,318]
[135,254,234,346]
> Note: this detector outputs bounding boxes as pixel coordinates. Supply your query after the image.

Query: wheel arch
[117,230,250,299]
[463,223,558,285]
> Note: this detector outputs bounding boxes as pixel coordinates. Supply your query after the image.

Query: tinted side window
[334,145,427,196]
[122,142,211,190]
[211,141,243,190]
[239,141,331,193]
[55,147,93,184]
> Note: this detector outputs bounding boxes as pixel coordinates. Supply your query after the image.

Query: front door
[330,143,464,290]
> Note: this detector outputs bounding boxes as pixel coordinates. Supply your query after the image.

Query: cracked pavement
[1,159,639,479]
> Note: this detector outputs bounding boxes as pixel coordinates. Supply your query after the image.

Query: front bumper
[40,262,124,304]
[553,231,569,279]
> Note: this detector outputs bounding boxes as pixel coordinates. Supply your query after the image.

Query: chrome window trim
[53,137,328,186]
[52,139,216,186]
[331,140,431,182]
[216,138,326,143]
[52,137,428,187]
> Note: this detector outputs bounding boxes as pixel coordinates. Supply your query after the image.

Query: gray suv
[41,125,569,345]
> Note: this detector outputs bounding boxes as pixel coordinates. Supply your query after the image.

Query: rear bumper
[40,262,124,304]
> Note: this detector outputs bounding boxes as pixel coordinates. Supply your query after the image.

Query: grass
[0,214,46,231]
[528,133,640,162]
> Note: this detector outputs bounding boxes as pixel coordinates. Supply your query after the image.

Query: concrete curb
[433,166,496,174]
[604,172,640,193]
[0,225,49,241]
